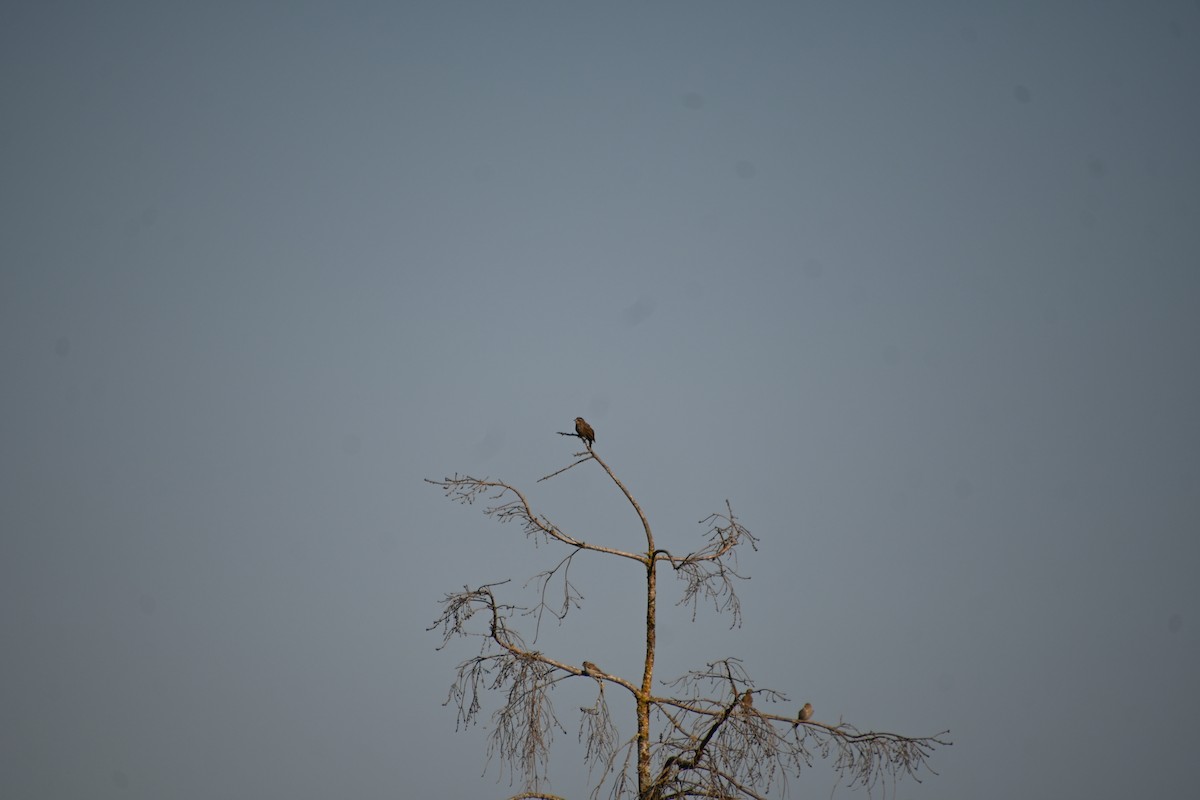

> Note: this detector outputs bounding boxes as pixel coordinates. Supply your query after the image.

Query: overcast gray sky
[3,2,1199,798]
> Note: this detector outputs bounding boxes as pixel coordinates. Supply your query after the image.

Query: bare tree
[426,424,949,800]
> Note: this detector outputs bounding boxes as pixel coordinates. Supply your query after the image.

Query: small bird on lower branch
[582,661,601,676]
[793,702,814,727]
[574,417,596,447]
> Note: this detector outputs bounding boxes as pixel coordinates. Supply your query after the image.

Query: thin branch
[538,455,593,482]
[425,475,644,564]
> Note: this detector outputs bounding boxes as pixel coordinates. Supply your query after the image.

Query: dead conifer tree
[426,421,949,799]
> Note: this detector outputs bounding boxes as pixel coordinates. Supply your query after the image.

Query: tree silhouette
[427,424,949,799]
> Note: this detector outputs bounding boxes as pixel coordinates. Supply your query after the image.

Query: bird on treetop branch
[575,417,595,447]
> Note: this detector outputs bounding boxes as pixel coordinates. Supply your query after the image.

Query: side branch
[428,583,644,792]
[425,475,643,563]
[645,660,951,798]
[656,501,759,627]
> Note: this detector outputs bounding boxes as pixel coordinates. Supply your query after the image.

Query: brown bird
[795,702,813,726]
[740,689,754,711]
[582,661,601,676]
[575,417,596,447]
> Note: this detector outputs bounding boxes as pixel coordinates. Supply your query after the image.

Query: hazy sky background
[3,2,1198,798]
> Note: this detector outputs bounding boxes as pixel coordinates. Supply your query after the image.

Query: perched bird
[582,661,601,676]
[740,689,754,711]
[575,417,596,447]
[794,702,814,727]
